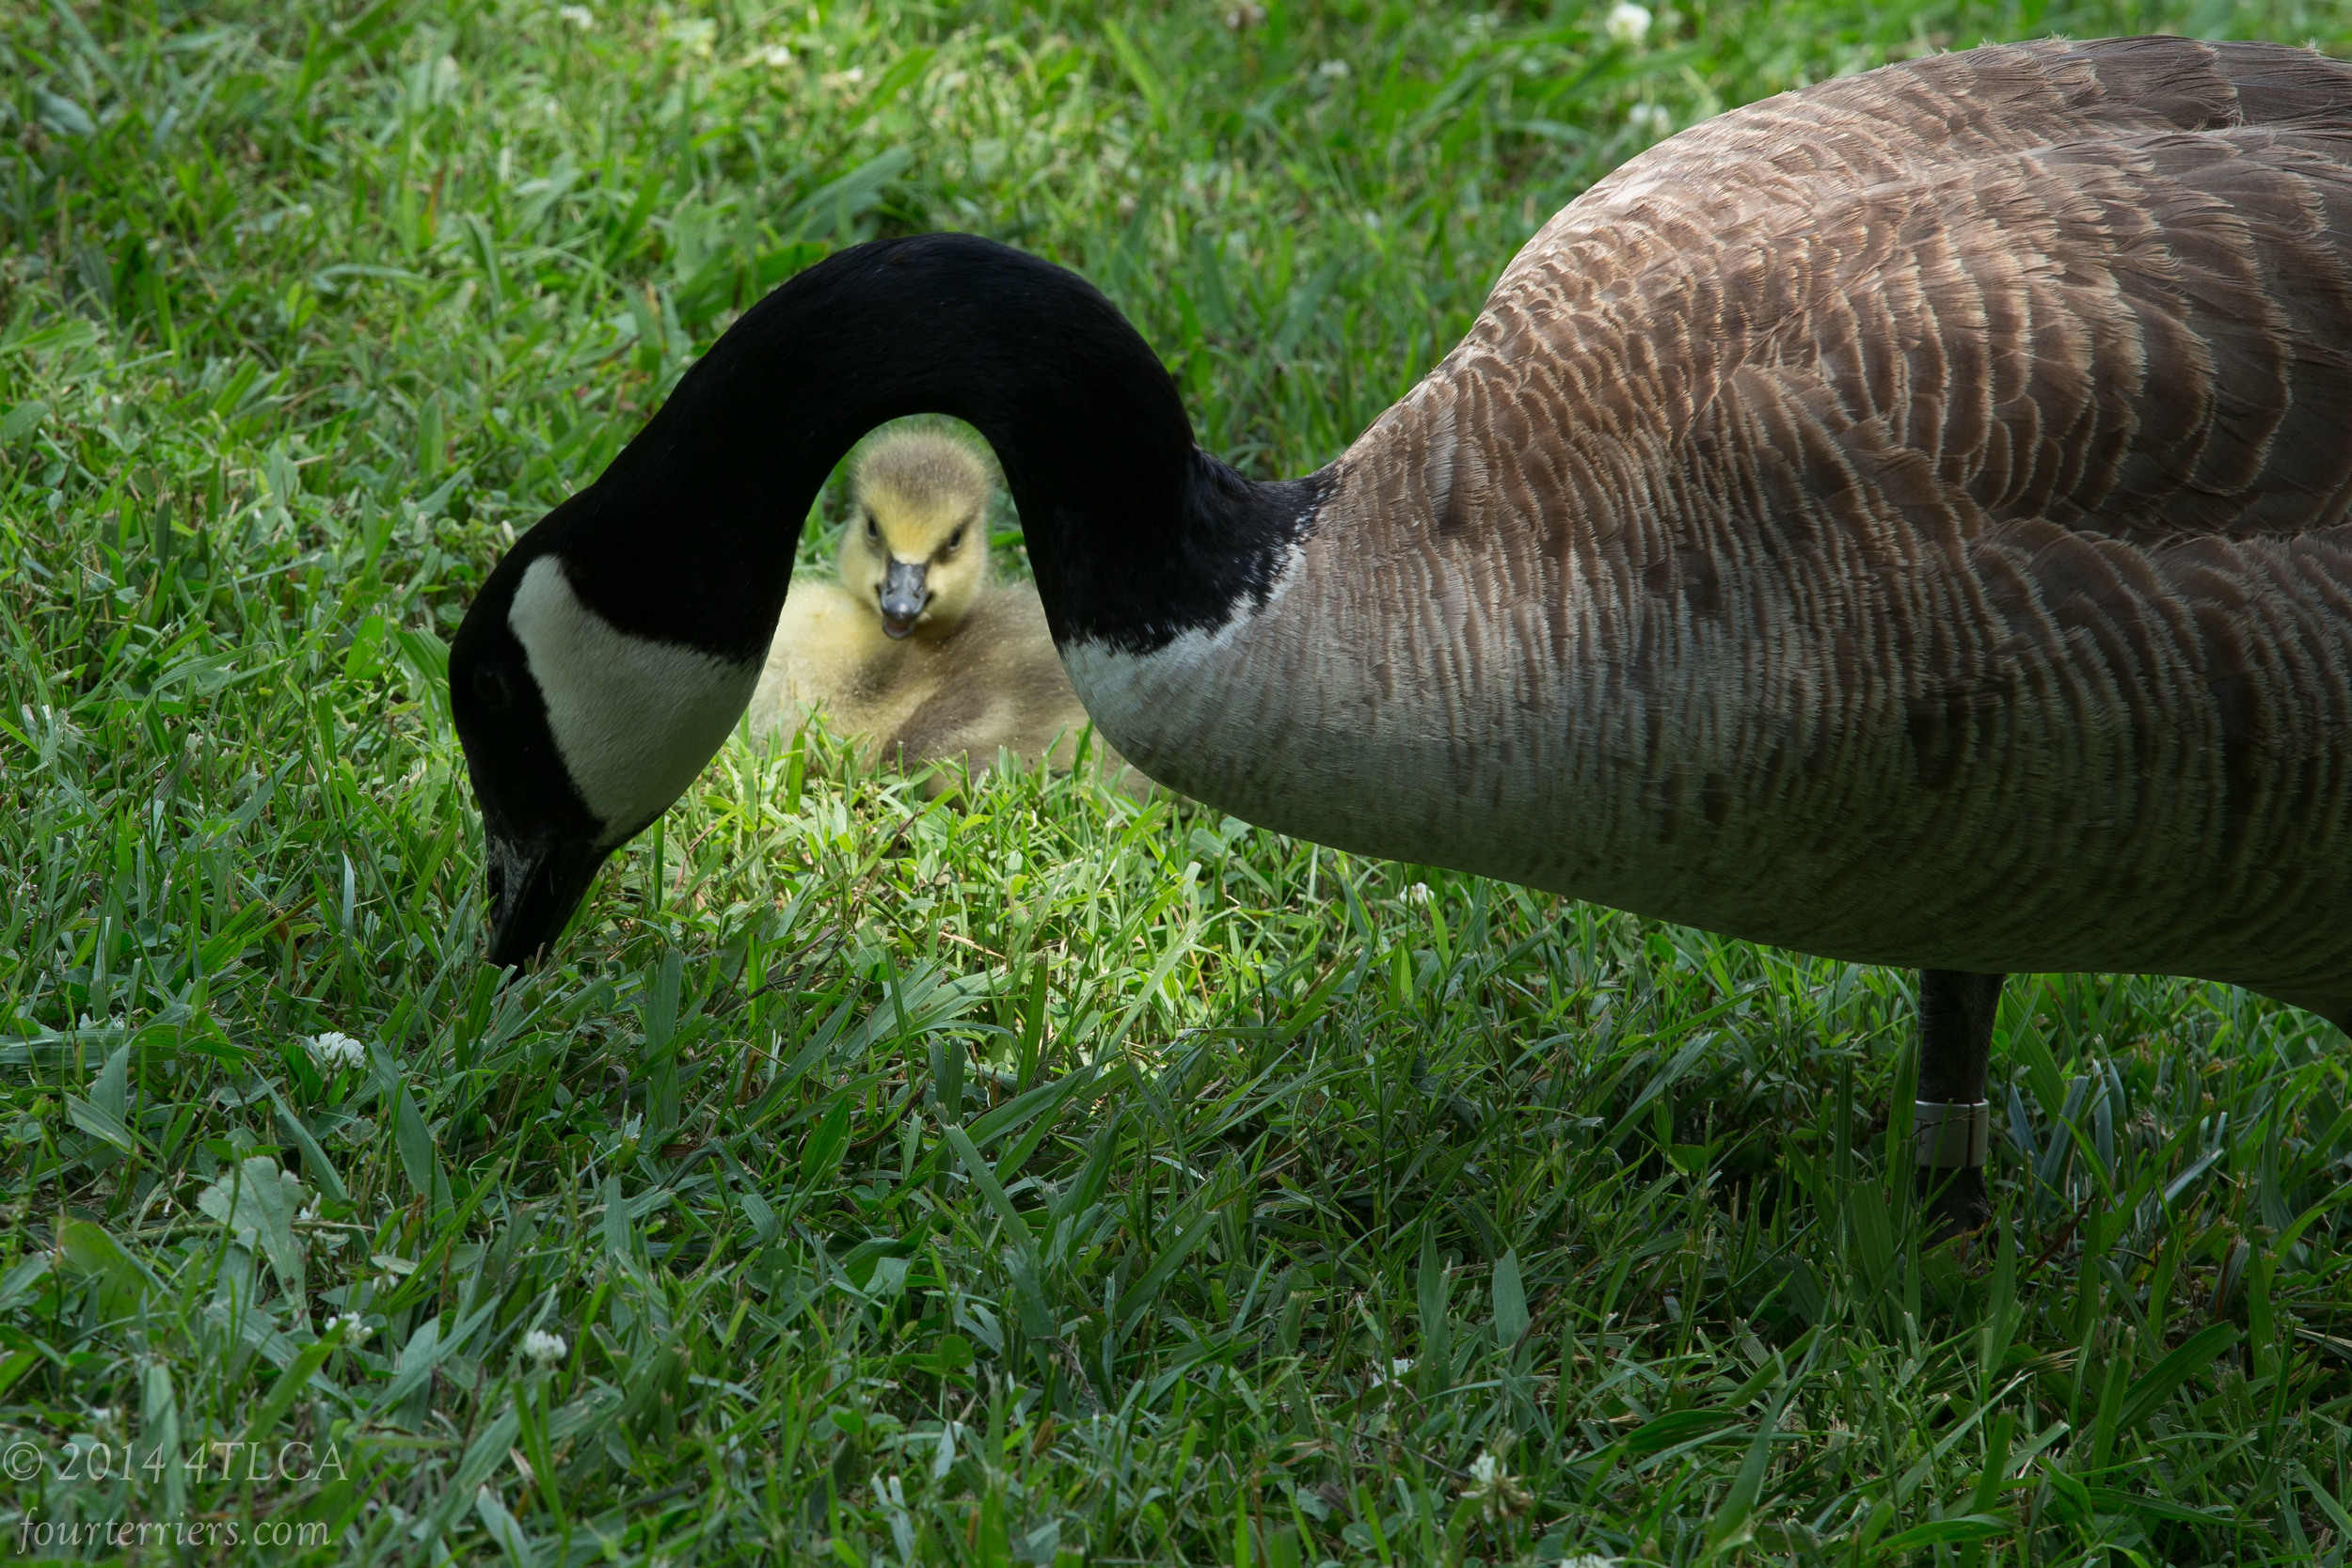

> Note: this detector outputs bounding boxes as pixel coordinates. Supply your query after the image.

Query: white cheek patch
[508,556,759,843]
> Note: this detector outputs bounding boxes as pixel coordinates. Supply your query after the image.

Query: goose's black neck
[532,232,1326,660]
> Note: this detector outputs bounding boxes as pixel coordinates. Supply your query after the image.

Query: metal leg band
[1914,1100,1991,1169]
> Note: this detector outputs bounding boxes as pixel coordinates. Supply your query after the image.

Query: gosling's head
[837,431,994,640]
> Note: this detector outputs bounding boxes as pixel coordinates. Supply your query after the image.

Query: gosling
[746,430,1133,791]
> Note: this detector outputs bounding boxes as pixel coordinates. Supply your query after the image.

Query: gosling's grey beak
[484,824,606,969]
[879,558,929,640]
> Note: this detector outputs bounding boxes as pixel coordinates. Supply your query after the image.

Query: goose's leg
[1914,969,2002,1233]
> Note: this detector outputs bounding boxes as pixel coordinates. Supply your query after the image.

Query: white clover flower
[329,1312,373,1341]
[1605,2,1652,45]
[522,1329,568,1366]
[1223,3,1266,29]
[761,43,794,68]
[556,5,595,29]
[1316,58,1352,82]
[1628,102,1674,135]
[1405,882,1433,906]
[1366,1356,1414,1387]
[1461,1447,1532,1520]
[309,1032,366,1071]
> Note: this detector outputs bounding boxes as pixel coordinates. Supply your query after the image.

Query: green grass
[8,0,2352,1562]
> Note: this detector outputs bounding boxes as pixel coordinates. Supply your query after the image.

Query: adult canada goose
[745,428,1135,788]
[452,37,2352,1227]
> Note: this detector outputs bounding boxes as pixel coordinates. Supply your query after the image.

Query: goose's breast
[1060,513,1736,903]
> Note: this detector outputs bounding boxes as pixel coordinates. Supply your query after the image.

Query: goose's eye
[864,512,880,541]
[944,526,964,554]
[470,664,513,713]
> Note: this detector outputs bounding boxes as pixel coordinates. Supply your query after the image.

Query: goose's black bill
[483,825,604,969]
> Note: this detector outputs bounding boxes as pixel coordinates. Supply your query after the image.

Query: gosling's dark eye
[864,512,880,540]
[470,664,513,713]
[944,526,963,553]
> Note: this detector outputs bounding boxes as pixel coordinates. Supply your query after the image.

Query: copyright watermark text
[5,1438,346,1557]
[3,1438,348,1485]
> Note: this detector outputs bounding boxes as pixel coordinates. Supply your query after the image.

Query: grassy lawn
[9,0,2352,1561]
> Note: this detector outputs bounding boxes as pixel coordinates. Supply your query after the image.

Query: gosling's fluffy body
[748,432,1127,786]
